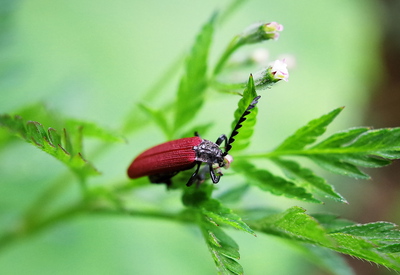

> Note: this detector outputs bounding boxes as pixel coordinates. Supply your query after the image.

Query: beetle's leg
[215,134,228,147]
[149,172,178,186]
[194,131,200,137]
[186,162,202,187]
[209,163,221,184]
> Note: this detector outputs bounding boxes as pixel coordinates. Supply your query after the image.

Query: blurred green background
[1,0,398,274]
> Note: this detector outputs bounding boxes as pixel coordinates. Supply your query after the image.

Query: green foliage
[249,207,400,270]
[229,75,258,152]
[2,5,400,275]
[174,14,216,133]
[273,158,346,203]
[65,119,126,143]
[201,223,243,275]
[138,103,172,137]
[275,107,344,151]
[234,159,322,203]
[269,109,400,180]
[0,114,99,181]
[200,199,255,235]
[293,244,355,275]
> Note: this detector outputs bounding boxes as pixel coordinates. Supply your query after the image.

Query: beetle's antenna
[223,95,261,155]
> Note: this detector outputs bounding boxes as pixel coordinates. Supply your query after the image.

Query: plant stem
[213,36,243,76]
[0,194,197,253]
[0,201,86,253]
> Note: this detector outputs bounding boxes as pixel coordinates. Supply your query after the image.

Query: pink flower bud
[261,22,284,40]
[241,22,284,44]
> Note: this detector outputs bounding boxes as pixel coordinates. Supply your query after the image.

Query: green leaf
[329,233,400,270]
[201,199,255,235]
[309,155,370,179]
[200,222,243,275]
[312,213,355,231]
[312,127,370,149]
[338,154,392,168]
[122,56,184,135]
[331,222,400,243]
[217,184,249,203]
[48,127,61,147]
[308,128,400,172]
[26,121,47,146]
[273,158,346,203]
[268,108,400,181]
[65,119,126,143]
[180,122,213,139]
[275,107,344,151]
[138,103,171,138]
[234,160,321,203]
[63,127,75,155]
[174,14,216,131]
[378,244,400,253]
[294,244,355,275]
[229,75,258,152]
[250,206,334,246]
[248,207,400,271]
[0,114,99,179]
[345,128,400,158]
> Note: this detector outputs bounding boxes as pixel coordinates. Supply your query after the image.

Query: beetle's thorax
[193,139,224,164]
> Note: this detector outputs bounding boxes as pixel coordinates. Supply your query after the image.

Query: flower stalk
[213,22,284,75]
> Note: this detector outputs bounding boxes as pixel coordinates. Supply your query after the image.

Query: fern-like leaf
[234,160,322,203]
[243,109,400,202]
[272,158,346,203]
[228,75,259,152]
[201,222,243,275]
[273,108,400,178]
[174,14,216,131]
[65,119,126,143]
[248,207,400,272]
[0,114,99,179]
[275,107,344,151]
[201,199,255,235]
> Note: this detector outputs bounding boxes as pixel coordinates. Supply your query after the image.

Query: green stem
[235,146,390,159]
[22,172,75,225]
[0,201,86,253]
[213,35,244,76]
[217,0,247,25]
[0,198,196,253]
[121,55,184,135]
[209,79,246,94]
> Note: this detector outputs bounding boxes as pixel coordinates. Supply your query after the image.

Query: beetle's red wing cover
[127,136,202,179]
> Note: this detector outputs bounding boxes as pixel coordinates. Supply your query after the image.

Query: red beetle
[127,96,260,186]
